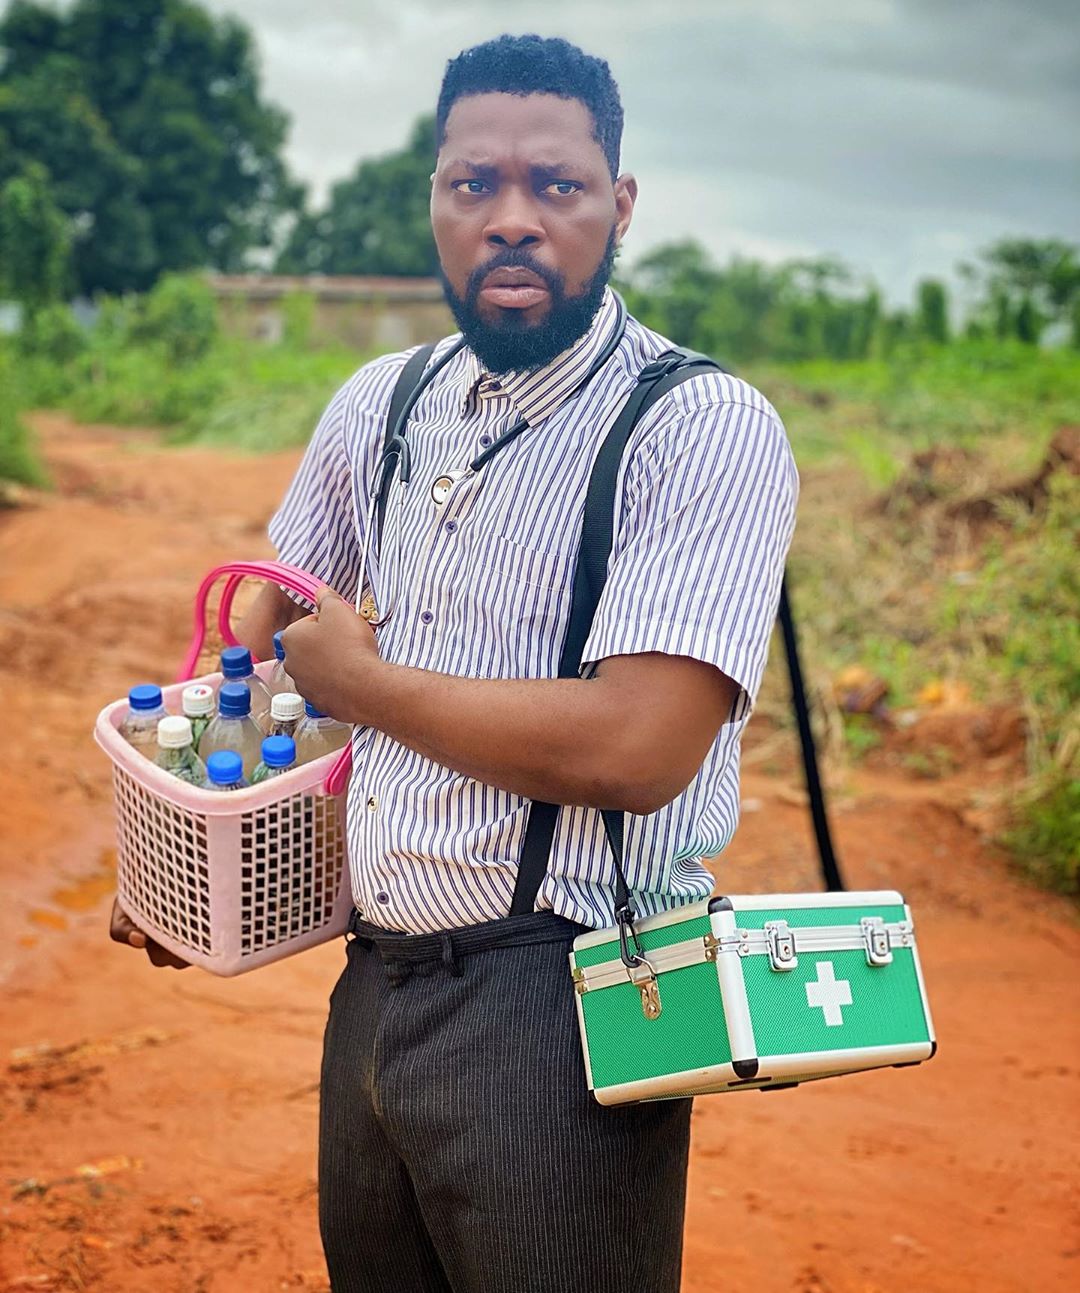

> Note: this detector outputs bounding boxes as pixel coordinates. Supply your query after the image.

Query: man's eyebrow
[446,159,498,180]
[444,159,583,180]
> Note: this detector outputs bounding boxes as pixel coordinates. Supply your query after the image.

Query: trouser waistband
[347,908,584,983]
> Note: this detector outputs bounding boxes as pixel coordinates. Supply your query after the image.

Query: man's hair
[435,34,624,181]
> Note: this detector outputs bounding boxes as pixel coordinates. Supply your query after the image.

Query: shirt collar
[459,288,621,426]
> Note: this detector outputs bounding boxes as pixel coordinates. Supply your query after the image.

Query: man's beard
[439,227,618,376]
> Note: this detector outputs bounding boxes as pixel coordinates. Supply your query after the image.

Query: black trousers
[319,911,692,1293]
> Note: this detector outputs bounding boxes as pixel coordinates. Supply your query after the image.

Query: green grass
[7,315,1079,894]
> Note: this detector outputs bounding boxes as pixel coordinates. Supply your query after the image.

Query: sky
[206,0,1079,304]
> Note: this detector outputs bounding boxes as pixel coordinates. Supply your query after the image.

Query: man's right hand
[109,897,191,970]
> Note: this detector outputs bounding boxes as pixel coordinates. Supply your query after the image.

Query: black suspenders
[377,342,844,920]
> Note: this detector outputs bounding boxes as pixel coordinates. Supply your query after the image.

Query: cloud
[206,0,1079,301]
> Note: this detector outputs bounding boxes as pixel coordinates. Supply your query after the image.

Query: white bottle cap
[182,684,215,717]
[158,715,194,749]
[271,691,305,722]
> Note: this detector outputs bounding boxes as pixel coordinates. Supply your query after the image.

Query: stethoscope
[357,292,629,626]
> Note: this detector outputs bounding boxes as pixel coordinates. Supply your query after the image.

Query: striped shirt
[269,288,798,934]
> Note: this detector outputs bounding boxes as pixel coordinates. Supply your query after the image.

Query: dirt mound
[873,426,1079,550]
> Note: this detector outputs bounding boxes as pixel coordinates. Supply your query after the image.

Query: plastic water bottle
[220,645,273,733]
[251,735,297,784]
[182,683,216,747]
[268,692,305,740]
[267,632,296,697]
[198,682,265,781]
[155,716,208,785]
[120,684,167,753]
[294,701,351,766]
[204,749,249,792]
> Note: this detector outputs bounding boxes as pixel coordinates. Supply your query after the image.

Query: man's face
[431,92,636,373]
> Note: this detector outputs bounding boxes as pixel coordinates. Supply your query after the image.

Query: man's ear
[613,173,638,245]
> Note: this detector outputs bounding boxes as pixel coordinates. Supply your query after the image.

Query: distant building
[207,274,454,351]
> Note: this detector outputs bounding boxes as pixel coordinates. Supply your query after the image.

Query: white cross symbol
[805,960,853,1026]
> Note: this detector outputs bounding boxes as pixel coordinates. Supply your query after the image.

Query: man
[113,33,797,1293]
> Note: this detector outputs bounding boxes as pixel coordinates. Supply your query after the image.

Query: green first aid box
[569,890,935,1105]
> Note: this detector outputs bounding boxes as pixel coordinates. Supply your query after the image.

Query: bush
[16,303,87,364]
[134,273,220,364]
[1004,775,1080,894]
[0,347,47,487]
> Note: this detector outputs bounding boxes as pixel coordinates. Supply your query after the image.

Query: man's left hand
[278,589,381,723]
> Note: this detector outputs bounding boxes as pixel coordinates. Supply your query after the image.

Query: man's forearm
[352,662,663,813]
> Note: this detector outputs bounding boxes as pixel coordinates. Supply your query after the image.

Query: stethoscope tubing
[361,291,630,625]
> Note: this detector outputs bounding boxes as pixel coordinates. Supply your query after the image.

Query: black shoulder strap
[379,343,843,921]
[511,348,845,920]
[376,344,435,543]
[510,349,720,917]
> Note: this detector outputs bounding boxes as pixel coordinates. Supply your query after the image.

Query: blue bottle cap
[218,682,252,717]
[129,684,163,711]
[304,700,326,718]
[273,631,286,662]
[206,750,244,785]
[221,645,254,679]
[261,735,296,768]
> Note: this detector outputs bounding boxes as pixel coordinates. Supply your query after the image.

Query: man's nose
[483,188,544,249]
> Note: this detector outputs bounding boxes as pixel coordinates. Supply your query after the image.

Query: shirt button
[479,434,492,447]
[366,795,378,811]
[376,891,390,905]
[420,610,434,625]
[445,520,458,533]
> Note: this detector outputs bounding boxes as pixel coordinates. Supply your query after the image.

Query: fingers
[314,586,347,616]
[108,897,189,968]
[109,896,145,948]
[146,940,191,971]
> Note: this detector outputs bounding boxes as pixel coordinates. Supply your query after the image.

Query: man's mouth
[478,267,551,310]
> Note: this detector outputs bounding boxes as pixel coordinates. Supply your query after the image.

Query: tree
[965,238,1080,345]
[915,278,949,344]
[0,0,300,295]
[277,117,438,277]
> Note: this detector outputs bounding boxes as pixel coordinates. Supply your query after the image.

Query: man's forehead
[440,92,603,161]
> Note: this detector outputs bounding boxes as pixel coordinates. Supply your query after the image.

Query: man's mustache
[465,250,564,303]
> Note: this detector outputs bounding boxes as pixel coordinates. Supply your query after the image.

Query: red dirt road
[1,416,1077,1292]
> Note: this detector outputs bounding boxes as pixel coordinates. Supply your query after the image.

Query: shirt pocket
[466,535,576,678]
[480,533,575,591]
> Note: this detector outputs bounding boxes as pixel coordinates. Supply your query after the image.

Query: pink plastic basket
[94,561,355,975]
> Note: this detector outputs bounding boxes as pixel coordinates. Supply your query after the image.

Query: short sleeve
[580,385,798,721]
[268,380,362,599]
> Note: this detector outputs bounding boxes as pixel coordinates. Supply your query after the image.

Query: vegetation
[0,0,1075,890]
[276,117,440,278]
[0,0,299,299]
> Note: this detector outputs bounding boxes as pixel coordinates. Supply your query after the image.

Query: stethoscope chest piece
[430,469,469,506]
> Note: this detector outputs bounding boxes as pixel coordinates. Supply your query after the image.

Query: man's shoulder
[332,334,463,423]
[623,314,782,425]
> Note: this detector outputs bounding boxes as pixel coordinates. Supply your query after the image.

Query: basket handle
[176,559,353,797]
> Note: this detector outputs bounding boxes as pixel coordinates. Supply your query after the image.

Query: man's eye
[453,180,490,195]
[544,181,581,196]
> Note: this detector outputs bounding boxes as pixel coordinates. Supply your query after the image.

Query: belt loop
[440,933,463,977]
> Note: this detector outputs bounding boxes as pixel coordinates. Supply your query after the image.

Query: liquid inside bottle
[220,645,273,734]
[267,631,297,697]
[198,682,265,781]
[204,749,249,792]
[251,735,297,784]
[182,683,216,748]
[293,702,352,766]
[269,691,305,740]
[155,716,208,785]
[119,684,167,754]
